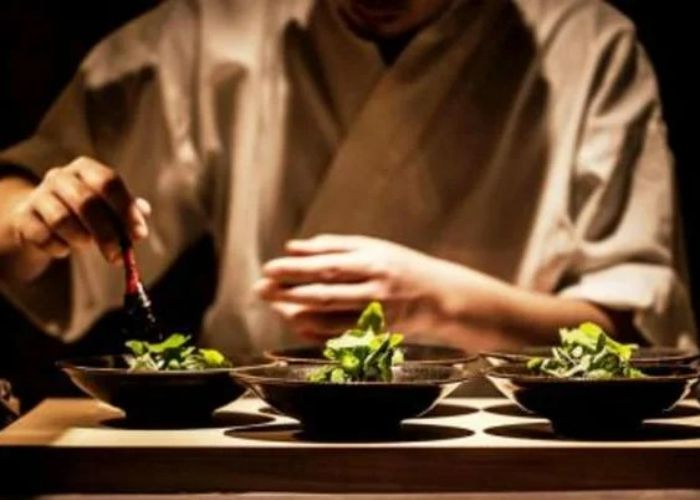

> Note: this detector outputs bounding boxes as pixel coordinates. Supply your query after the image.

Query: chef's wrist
[424,258,540,345]
[423,257,503,330]
[477,285,619,345]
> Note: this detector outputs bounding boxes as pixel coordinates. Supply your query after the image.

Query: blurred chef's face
[335,0,452,38]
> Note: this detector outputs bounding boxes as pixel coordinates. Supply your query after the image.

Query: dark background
[0,1,697,409]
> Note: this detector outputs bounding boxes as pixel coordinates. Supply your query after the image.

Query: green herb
[125,333,232,371]
[527,322,645,379]
[308,302,404,383]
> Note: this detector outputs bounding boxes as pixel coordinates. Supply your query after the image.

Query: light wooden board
[1,397,700,494]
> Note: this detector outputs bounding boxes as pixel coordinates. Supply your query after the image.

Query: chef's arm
[255,235,639,350]
[0,158,150,283]
[422,255,636,348]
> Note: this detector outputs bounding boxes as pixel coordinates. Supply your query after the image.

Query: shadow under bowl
[58,355,245,424]
[231,363,470,436]
[485,363,700,438]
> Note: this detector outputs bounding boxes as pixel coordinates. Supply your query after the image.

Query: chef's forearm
[480,285,616,345]
[432,258,621,348]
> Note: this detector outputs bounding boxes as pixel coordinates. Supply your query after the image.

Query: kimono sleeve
[0,0,209,342]
[557,28,696,349]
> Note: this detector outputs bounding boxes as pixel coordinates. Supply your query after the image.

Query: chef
[0,0,695,358]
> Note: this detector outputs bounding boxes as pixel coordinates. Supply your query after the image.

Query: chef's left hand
[254,235,445,340]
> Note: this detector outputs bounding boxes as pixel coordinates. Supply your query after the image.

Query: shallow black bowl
[481,346,699,367]
[265,343,476,367]
[232,363,471,435]
[486,363,700,438]
[58,356,245,424]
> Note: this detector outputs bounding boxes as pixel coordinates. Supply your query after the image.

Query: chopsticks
[118,232,163,342]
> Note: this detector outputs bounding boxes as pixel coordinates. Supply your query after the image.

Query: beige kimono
[0,0,695,355]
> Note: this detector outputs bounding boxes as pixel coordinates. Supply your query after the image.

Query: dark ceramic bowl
[231,363,471,435]
[265,343,476,367]
[58,355,246,424]
[481,346,699,367]
[486,363,700,438]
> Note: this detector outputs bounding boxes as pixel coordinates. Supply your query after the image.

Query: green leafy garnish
[125,333,232,371]
[309,302,404,383]
[527,322,645,379]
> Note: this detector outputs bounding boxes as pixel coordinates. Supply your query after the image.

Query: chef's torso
[2,0,690,352]
[192,0,610,354]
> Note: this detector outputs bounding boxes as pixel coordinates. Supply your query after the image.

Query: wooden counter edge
[1,445,698,494]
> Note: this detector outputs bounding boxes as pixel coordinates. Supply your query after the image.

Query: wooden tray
[1,397,700,494]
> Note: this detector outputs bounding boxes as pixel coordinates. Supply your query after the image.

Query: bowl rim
[480,346,700,364]
[56,354,246,376]
[231,362,473,387]
[484,363,700,383]
[264,343,478,366]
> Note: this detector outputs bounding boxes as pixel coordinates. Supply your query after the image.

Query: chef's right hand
[7,156,150,262]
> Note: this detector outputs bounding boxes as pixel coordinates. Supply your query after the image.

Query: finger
[31,192,89,248]
[36,190,91,248]
[16,209,52,247]
[72,160,147,241]
[285,234,370,256]
[136,197,152,217]
[258,280,380,309]
[255,278,309,302]
[36,235,71,259]
[296,313,358,340]
[50,174,122,261]
[129,198,152,240]
[268,300,307,319]
[262,253,372,284]
[270,302,358,339]
[254,278,289,301]
[16,196,70,258]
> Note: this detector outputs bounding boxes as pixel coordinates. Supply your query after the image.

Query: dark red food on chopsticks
[121,244,162,341]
